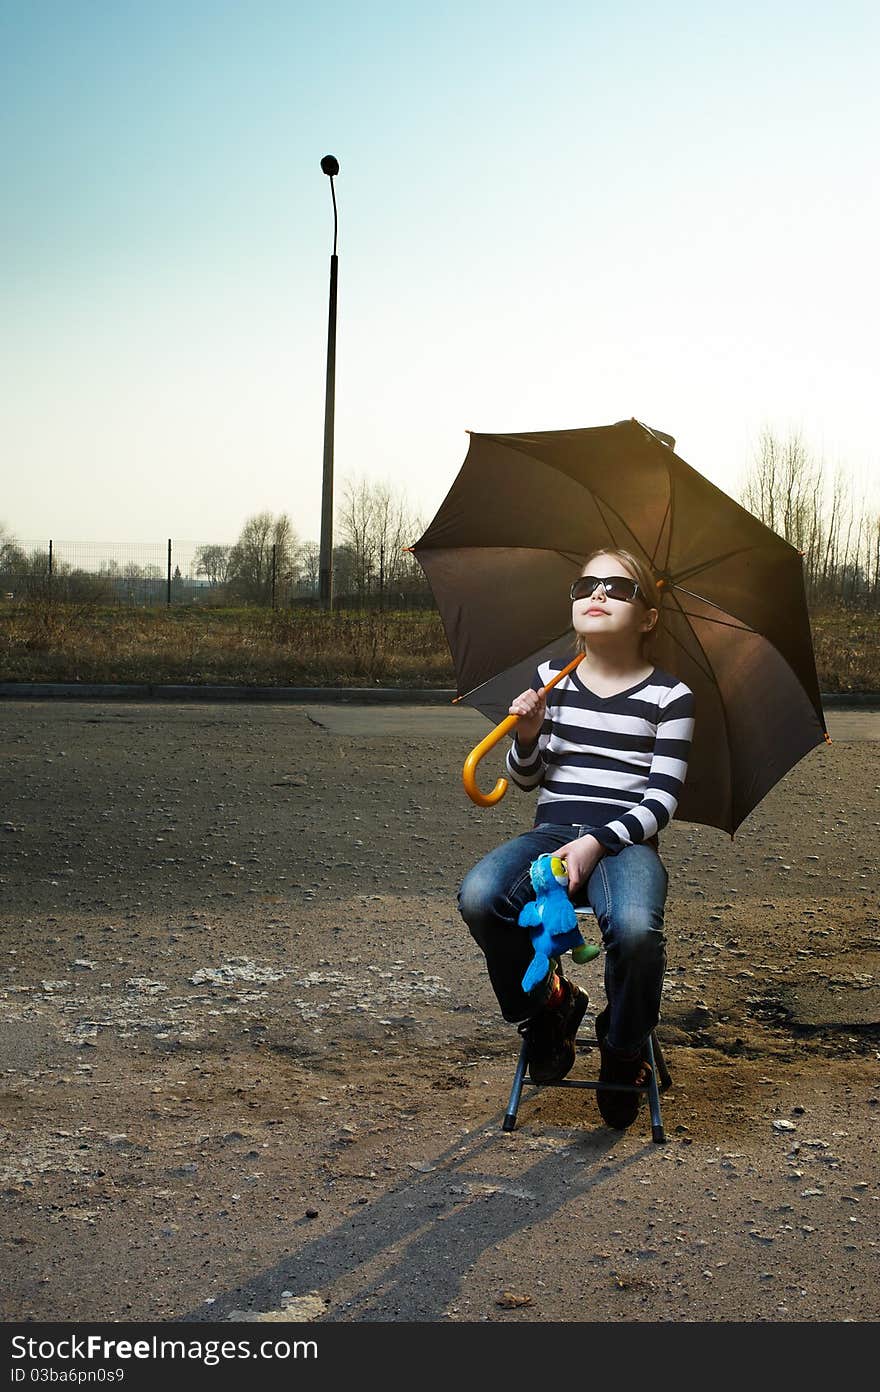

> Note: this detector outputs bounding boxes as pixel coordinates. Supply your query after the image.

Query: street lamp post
[319,155,339,610]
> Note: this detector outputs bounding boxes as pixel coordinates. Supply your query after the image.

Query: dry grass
[807,604,880,692]
[0,603,456,687]
[0,600,877,691]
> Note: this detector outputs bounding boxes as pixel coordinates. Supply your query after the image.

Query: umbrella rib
[673,605,756,634]
[659,616,718,688]
[649,494,673,573]
[665,585,736,831]
[672,546,760,588]
[456,630,576,705]
[665,587,723,690]
[644,421,674,577]
[592,494,649,558]
[468,432,754,597]
[592,483,678,584]
[451,433,669,574]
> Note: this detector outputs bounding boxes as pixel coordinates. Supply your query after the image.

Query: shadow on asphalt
[180,1117,644,1322]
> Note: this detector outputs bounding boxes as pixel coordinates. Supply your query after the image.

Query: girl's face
[571,552,657,647]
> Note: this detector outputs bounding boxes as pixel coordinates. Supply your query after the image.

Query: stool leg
[651,1031,672,1091]
[644,1034,666,1144]
[503,1036,529,1131]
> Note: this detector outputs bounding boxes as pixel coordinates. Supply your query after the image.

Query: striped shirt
[505,659,695,854]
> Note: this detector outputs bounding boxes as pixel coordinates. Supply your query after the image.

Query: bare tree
[227,512,298,605]
[742,429,819,552]
[740,428,877,608]
[338,479,377,601]
[337,476,430,606]
[332,542,357,597]
[195,544,233,589]
[296,541,320,595]
[0,524,26,578]
[371,482,412,605]
[742,427,780,535]
[820,464,846,599]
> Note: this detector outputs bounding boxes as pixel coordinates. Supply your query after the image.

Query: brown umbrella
[412,418,828,835]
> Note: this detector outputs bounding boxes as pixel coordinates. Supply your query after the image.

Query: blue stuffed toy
[518,853,600,994]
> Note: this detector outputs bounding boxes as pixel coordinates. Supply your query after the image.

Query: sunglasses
[570,574,641,604]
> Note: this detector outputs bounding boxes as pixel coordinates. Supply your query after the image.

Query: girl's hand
[556,834,605,894]
[509,686,546,746]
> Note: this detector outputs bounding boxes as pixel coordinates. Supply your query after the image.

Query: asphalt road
[298,705,880,740]
[1,698,878,1325]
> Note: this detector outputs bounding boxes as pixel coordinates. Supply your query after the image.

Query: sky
[3,0,879,550]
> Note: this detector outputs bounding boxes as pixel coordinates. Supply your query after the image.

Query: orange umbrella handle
[462,655,582,806]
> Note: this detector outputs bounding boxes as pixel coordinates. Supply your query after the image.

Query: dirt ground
[0,698,878,1324]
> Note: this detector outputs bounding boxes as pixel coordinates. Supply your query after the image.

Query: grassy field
[0,600,877,691]
[0,603,455,687]
[802,605,880,692]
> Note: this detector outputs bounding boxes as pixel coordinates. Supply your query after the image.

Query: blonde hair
[573,547,661,657]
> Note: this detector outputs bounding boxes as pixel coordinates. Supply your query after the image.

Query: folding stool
[502,907,673,1142]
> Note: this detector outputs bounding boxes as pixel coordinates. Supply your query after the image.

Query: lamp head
[321,155,340,177]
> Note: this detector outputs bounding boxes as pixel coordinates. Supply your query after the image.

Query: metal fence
[2,541,217,606]
[0,540,435,610]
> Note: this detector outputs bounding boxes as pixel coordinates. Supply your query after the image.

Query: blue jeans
[458,823,668,1055]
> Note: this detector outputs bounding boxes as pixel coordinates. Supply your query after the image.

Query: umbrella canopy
[412,418,828,836]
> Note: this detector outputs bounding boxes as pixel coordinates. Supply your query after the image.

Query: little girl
[458,548,695,1128]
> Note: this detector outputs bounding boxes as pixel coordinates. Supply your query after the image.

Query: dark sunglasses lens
[604,577,636,601]
[571,575,637,602]
[571,576,597,601]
